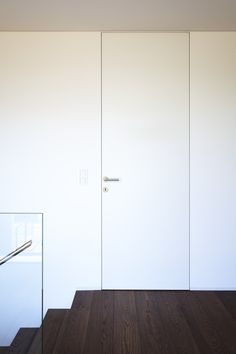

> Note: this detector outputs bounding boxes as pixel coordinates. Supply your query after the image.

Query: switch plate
[79,169,88,185]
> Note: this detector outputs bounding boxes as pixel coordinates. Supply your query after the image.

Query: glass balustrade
[0,213,43,348]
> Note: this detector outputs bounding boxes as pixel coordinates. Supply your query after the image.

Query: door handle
[0,240,32,266]
[103,176,120,182]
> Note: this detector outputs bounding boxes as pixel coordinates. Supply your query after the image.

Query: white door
[102,33,189,289]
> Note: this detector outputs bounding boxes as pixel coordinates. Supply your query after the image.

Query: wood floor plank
[148,291,200,354]
[176,291,214,354]
[135,291,175,354]
[177,291,236,354]
[42,309,69,354]
[26,328,42,354]
[71,291,93,309]
[9,328,37,354]
[195,292,236,353]
[52,291,93,354]
[216,291,236,320]
[28,309,68,354]
[0,348,9,353]
[82,291,114,354]
[113,291,142,354]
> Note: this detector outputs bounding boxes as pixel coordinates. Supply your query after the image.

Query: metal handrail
[0,240,32,266]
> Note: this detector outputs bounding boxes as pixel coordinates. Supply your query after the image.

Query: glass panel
[0,213,42,347]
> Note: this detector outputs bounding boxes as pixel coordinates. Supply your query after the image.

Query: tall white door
[102,33,189,289]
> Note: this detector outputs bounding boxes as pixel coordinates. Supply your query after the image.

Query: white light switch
[79,169,88,185]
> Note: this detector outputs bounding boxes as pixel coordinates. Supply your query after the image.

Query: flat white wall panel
[0,32,101,310]
[190,32,236,289]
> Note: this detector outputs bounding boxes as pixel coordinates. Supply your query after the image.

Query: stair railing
[0,240,32,266]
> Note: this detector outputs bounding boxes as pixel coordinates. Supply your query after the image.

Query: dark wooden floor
[44,290,236,354]
[1,290,235,353]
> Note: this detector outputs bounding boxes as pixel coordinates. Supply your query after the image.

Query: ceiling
[0,0,235,31]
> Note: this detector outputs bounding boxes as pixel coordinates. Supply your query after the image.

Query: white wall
[190,32,236,289]
[0,32,102,311]
[0,32,236,323]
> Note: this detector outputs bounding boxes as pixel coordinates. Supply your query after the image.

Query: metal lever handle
[103,176,120,182]
[0,240,32,266]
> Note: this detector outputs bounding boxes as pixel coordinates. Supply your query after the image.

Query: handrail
[0,240,32,266]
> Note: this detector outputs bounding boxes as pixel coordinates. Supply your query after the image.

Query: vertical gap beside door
[101,32,103,290]
[189,32,191,291]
